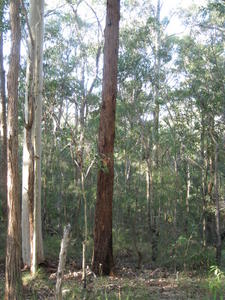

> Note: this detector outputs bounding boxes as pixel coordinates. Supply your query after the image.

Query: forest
[0,0,225,299]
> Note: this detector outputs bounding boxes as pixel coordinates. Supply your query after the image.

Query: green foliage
[44,234,61,260]
[207,266,225,300]
[3,3,222,297]
[171,235,216,270]
[0,2,224,299]
[0,0,9,32]
[32,0,225,279]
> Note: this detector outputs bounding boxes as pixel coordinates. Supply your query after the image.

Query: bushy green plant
[171,235,216,270]
[208,265,225,300]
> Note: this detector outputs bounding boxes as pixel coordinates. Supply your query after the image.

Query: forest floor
[0,258,224,299]
[0,233,224,299]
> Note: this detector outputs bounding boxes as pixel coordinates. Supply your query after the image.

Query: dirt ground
[0,260,215,299]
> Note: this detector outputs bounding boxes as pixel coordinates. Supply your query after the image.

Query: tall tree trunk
[81,170,88,287]
[151,0,161,263]
[214,142,221,265]
[32,0,44,272]
[22,0,44,273]
[0,24,7,221]
[92,0,120,275]
[153,0,161,166]
[185,161,190,234]
[146,161,151,234]
[145,157,154,244]
[4,0,22,298]
[200,113,207,247]
[21,44,34,267]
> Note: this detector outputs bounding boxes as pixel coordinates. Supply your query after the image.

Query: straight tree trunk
[146,158,153,241]
[21,44,34,267]
[185,161,190,234]
[200,113,207,247]
[22,0,44,273]
[151,0,161,263]
[32,0,44,272]
[0,25,7,221]
[92,0,120,275]
[153,0,161,167]
[4,0,22,298]
[214,142,221,265]
[146,163,151,233]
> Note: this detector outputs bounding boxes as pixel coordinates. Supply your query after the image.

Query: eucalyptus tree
[0,0,7,221]
[149,0,162,262]
[5,0,22,298]
[92,0,120,275]
[21,0,44,273]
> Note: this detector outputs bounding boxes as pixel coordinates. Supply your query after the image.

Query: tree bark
[0,25,7,221]
[185,161,190,234]
[22,0,44,273]
[151,0,161,263]
[200,113,207,247]
[21,42,34,268]
[4,0,22,298]
[153,0,161,167]
[214,142,221,265]
[92,0,120,275]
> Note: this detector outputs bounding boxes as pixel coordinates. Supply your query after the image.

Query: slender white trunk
[153,0,161,166]
[186,162,190,214]
[32,0,45,273]
[185,161,190,234]
[22,131,31,266]
[22,42,32,267]
[22,0,44,272]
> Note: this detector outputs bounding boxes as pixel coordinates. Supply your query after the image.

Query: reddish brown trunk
[0,30,7,221]
[0,0,7,220]
[5,0,22,299]
[92,0,120,275]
